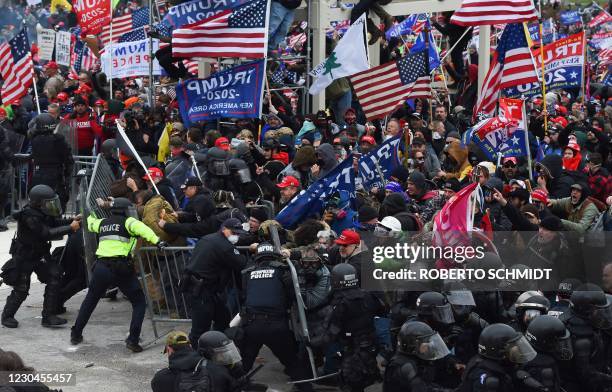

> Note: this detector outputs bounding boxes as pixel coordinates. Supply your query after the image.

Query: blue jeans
[72,260,146,344]
[268,1,295,51]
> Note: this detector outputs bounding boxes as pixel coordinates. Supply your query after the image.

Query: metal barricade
[10,154,31,213]
[136,245,251,339]
[65,155,97,216]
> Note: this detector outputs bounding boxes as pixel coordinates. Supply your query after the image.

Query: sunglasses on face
[503,163,516,168]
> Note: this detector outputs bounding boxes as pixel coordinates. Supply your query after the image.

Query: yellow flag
[51,0,72,13]
[157,123,173,163]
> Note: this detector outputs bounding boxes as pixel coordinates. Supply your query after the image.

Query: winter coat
[141,195,182,245]
[549,197,600,234]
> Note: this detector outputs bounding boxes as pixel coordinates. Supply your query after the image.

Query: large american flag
[172,0,268,59]
[350,50,430,121]
[0,29,33,105]
[100,7,149,47]
[474,23,538,119]
[450,0,538,26]
[71,39,98,75]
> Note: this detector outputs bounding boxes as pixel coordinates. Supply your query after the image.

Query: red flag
[450,0,537,26]
[73,0,112,35]
[432,182,478,247]
[499,98,525,129]
[480,209,494,241]
[589,11,612,28]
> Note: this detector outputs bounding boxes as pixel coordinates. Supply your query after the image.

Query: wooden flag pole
[538,0,548,136]
[424,23,432,123]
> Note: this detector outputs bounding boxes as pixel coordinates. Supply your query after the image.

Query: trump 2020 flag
[309,13,369,95]
[358,133,402,189]
[176,59,265,126]
[463,116,521,160]
[159,0,251,31]
[385,13,427,40]
[433,182,479,247]
[276,157,356,229]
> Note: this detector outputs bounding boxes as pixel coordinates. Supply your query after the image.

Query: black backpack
[176,358,211,392]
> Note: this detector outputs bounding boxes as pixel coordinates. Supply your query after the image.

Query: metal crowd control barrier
[10,154,31,213]
[65,155,97,216]
[136,245,251,340]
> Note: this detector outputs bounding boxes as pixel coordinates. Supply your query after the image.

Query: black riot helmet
[206,147,230,176]
[110,197,133,216]
[33,113,59,134]
[253,242,281,262]
[526,315,573,360]
[443,281,476,322]
[570,284,612,330]
[331,263,359,289]
[416,292,455,325]
[229,158,252,184]
[397,321,450,360]
[478,323,537,364]
[29,185,62,217]
[197,331,242,366]
[515,293,550,329]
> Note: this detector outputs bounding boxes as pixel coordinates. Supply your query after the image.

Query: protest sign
[55,31,72,67]
[100,39,161,79]
[37,29,56,61]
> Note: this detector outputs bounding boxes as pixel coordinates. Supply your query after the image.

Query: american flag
[172,0,268,59]
[118,26,148,43]
[600,47,612,66]
[350,50,430,121]
[474,23,538,119]
[0,28,33,105]
[450,0,538,26]
[100,7,149,47]
[70,39,98,75]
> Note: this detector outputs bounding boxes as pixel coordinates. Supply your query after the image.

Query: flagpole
[109,0,113,98]
[433,26,472,74]
[424,23,432,123]
[581,31,587,101]
[148,0,154,109]
[538,0,548,136]
[31,76,41,114]
[523,100,533,181]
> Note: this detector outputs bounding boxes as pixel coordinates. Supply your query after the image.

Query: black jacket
[164,189,220,239]
[187,232,247,293]
[13,207,72,259]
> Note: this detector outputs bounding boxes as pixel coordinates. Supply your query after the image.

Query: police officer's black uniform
[1,185,78,328]
[311,263,385,392]
[383,321,453,392]
[523,315,574,392]
[459,324,538,392]
[183,218,247,348]
[239,243,312,391]
[29,113,73,211]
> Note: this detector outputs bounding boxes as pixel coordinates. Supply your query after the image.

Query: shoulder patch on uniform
[480,373,487,384]
[234,249,240,255]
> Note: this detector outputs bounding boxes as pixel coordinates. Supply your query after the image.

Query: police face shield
[523,309,543,326]
[432,303,455,325]
[210,160,230,176]
[415,332,451,361]
[506,335,537,364]
[41,195,62,217]
[235,168,252,184]
[211,341,242,366]
[446,290,476,306]
[554,331,574,360]
[590,298,612,330]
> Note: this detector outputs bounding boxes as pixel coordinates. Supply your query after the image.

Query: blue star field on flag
[119,27,148,42]
[229,0,266,28]
[398,50,428,86]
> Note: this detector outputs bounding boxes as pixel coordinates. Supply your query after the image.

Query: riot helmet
[416,291,455,325]
[525,315,573,360]
[570,284,612,330]
[29,185,62,217]
[253,242,281,262]
[478,323,537,364]
[206,147,230,176]
[110,197,133,217]
[33,113,59,134]
[229,158,252,184]
[397,321,450,360]
[515,293,550,328]
[331,263,358,289]
[197,331,242,366]
[443,281,476,322]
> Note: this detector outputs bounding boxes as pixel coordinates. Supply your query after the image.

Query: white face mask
[383,134,393,141]
[228,234,239,244]
[242,222,251,232]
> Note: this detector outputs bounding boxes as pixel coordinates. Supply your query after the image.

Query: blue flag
[410,25,441,71]
[176,60,265,126]
[560,10,581,25]
[535,138,545,162]
[158,0,251,31]
[385,13,426,40]
[358,133,402,189]
[276,157,356,229]
[497,129,529,158]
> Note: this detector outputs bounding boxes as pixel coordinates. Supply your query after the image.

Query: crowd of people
[0,0,612,391]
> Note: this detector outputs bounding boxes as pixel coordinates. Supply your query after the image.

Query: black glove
[157,241,168,250]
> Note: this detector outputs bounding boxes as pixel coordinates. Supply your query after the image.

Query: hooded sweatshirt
[539,154,575,199]
[315,143,338,179]
[444,141,472,182]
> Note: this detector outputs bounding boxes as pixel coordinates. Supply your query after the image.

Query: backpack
[176,358,211,392]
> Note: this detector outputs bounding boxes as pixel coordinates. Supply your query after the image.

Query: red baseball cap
[143,167,164,180]
[45,61,58,69]
[360,135,376,145]
[276,175,300,188]
[502,157,518,165]
[335,229,361,246]
[551,116,568,128]
[531,189,548,204]
[0,107,6,117]
[215,137,230,151]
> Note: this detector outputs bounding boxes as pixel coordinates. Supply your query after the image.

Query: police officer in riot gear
[71,197,166,352]
[559,284,612,392]
[459,323,538,392]
[197,331,249,392]
[182,218,248,348]
[1,185,80,328]
[204,147,233,191]
[29,112,73,211]
[523,315,574,392]
[311,263,385,392]
[511,293,550,333]
[229,158,262,204]
[239,242,312,391]
[383,321,453,392]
